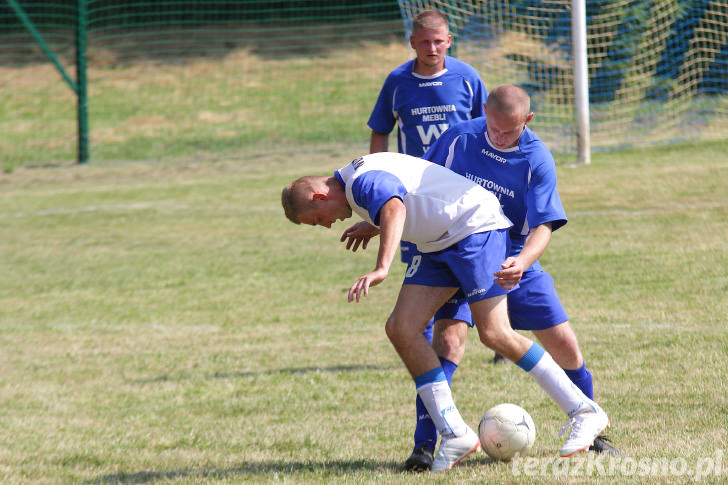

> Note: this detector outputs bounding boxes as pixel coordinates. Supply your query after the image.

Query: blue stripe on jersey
[349,171,407,225]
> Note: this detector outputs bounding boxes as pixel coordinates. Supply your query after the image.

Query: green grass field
[1,140,726,483]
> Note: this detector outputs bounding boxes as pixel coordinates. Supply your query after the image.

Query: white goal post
[571,0,591,164]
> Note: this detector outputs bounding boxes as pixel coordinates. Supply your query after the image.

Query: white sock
[416,380,467,438]
[528,351,594,417]
[516,342,596,417]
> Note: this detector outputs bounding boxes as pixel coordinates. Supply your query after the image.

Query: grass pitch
[0,140,726,484]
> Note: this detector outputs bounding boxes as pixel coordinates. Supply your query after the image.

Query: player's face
[485,107,528,150]
[298,199,352,228]
[410,26,451,75]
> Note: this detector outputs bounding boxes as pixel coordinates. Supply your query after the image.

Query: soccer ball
[478,403,536,461]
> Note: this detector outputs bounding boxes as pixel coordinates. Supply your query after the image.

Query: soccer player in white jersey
[367,11,488,468]
[419,84,621,457]
[281,152,610,472]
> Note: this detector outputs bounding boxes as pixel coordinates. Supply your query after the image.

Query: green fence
[1,0,406,168]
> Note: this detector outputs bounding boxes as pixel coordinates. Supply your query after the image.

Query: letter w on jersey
[416,123,449,146]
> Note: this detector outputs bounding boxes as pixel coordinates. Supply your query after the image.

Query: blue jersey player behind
[367,10,487,158]
[415,84,622,463]
[367,12,487,470]
[367,9,487,267]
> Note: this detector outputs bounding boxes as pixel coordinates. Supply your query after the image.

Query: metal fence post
[76,0,89,164]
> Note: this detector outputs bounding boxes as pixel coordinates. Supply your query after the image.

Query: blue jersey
[367,56,487,156]
[423,117,567,272]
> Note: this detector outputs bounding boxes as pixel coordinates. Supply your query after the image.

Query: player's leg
[385,284,454,377]
[442,233,608,459]
[508,271,593,397]
[406,312,469,472]
[397,249,486,472]
[469,296,609,457]
[432,317,468,364]
[509,270,621,454]
[403,243,437,457]
[534,323,622,454]
[532,322,590,395]
[401,242,440,471]
[386,283,479,473]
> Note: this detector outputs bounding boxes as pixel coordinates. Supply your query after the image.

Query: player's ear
[524,112,535,125]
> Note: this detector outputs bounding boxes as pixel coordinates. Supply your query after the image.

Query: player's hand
[340,222,380,252]
[494,257,525,290]
[348,268,388,302]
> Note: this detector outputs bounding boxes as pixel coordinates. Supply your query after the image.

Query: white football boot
[431,425,481,472]
[559,402,609,457]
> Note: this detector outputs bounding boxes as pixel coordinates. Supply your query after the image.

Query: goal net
[398,0,728,155]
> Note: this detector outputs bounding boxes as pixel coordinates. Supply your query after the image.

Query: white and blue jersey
[367,56,487,157]
[334,152,511,253]
[423,117,567,272]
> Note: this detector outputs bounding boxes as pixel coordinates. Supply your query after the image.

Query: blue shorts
[403,229,510,305]
[507,270,569,330]
[433,269,568,331]
[400,241,417,264]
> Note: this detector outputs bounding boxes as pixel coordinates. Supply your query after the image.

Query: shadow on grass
[86,458,401,484]
[134,363,398,384]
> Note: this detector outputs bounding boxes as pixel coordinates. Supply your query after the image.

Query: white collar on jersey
[412,68,448,79]
[485,132,520,153]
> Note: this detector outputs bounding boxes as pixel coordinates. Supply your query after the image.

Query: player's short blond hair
[412,10,449,34]
[281,176,321,224]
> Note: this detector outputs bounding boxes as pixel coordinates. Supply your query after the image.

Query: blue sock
[422,317,434,344]
[413,357,458,452]
[564,363,594,400]
[439,356,457,385]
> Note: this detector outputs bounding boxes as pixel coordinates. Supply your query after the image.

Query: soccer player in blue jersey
[368,9,486,264]
[367,11,489,469]
[367,10,486,158]
[413,84,621,459]
[281,152,610,472]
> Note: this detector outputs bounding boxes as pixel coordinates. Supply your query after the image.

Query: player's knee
[536,324,583,363]
[384,313,413,343]
[478,325,509,350]
[433,323,466,355]
[384,315,398,341]
[560,334,581,357]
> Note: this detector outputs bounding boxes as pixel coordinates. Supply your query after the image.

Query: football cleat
[590,435,623,455]
[558,403,609,457]
[404,445,434,472]
[431,426,481,472]
[492,352,510,364]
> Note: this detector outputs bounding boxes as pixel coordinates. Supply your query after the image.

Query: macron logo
[418,81,443,87]
[482,149,508,164]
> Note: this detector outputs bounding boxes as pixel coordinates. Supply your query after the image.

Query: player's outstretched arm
[348,197,406,302]
[340,221,380,252]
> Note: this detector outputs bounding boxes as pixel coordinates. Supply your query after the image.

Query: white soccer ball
[478,403,536,461]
